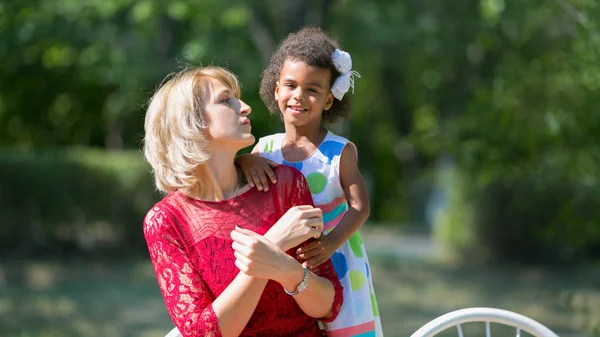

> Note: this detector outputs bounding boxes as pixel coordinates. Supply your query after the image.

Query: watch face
[298,281,307,292]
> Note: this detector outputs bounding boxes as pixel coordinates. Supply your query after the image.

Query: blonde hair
[143,66,241,194]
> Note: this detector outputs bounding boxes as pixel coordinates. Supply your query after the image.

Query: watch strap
[284,266,309,296]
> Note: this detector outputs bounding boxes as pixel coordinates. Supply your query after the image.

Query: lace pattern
[143,166,342,336]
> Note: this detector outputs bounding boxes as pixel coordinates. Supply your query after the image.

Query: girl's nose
[292,87,305,102]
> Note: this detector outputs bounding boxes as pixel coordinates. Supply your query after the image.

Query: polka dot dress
[258,131,383,337]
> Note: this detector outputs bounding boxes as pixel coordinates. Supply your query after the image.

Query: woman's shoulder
[143,193,179,238]
[272,165,304,183]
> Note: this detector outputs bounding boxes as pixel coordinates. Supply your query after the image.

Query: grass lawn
[1,232,598,337]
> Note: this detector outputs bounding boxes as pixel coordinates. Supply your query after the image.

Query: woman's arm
[144,208,267,337]
[232,225,341,321]
[278,255,341,320]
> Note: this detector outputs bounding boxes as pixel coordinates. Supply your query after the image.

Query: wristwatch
[284,266,309,296]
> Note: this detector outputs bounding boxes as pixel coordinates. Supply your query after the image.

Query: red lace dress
[143,166,343,337]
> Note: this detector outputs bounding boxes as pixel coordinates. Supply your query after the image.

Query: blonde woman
[142,66,342,337]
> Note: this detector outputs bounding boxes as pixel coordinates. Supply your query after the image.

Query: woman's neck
[191,149,241,201]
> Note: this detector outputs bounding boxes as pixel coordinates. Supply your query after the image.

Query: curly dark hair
[259,26,351,124]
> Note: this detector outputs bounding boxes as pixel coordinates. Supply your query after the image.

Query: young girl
[238,26,383,337]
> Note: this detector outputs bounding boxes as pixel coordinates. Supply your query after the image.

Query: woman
[142,66,343,337]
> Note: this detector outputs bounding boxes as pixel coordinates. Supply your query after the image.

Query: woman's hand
[236,153,278,192]
[264,205,324,251]
[231,226,297,282]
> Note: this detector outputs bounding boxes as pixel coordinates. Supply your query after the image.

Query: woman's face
[204,77,255,150]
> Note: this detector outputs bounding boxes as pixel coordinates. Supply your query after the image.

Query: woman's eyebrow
[215,89,232,98]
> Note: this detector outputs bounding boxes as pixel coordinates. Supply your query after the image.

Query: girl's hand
[236,153,278,192]
[264,205,324,251]
[296,235,337,270]
[231,226,294,281]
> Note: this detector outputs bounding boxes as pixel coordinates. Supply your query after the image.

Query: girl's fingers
[297,241,321,254]
[250,171,264,191]
[307,256,327,269]
[264,165,278,184]
[266,159,280,168]
[257,170,269,191]
[242,169,255,188]
[297,248,321,260]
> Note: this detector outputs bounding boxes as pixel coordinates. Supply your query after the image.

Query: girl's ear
[324,92,334,111]
[275,81,280,101]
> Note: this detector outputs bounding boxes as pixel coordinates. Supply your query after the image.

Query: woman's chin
[238,134,256,148]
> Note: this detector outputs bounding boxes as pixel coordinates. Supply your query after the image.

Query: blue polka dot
[282,160,303,172]
[319,141,345,163]
[365,262,370,278]
[331,252,348,279]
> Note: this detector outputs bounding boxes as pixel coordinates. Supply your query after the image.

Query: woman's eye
[220,97,231,105]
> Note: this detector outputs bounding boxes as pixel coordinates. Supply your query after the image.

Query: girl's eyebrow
[282,77,323,88]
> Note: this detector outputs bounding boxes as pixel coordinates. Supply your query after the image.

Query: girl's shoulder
[257,133,285,154]
[323,130,350,145]
[317,131,352,158]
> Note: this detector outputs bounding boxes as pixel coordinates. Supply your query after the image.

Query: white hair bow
[331,49,361,101]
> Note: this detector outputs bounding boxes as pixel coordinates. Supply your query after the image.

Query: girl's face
[204,77,254,150]
[275,59,334,128]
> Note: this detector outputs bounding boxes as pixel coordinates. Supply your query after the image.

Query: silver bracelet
[284,266,309,296]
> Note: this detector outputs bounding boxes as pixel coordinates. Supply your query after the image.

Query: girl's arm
[297,143,370,267]
[144,209,268,337]
[325,143,370,248]
[236,143,278,191]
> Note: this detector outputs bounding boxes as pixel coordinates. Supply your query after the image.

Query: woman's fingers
[302,207,323,219]
[306,218,324,234]
[233,250,253,265]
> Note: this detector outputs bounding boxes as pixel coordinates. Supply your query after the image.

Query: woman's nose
[240,99,251,116]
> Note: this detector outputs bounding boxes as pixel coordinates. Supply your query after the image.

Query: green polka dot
[306,172,327,194]
[349,270,366,291]
[371,294,379,316]
[348,232,364,258]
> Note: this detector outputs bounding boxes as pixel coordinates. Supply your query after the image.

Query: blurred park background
[1,0,600,336]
